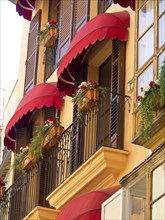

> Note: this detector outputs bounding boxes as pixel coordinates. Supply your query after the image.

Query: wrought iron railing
[0,161,49,220]
[0,91,130,219]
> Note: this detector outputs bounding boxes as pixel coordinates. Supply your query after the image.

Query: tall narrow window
[136,0,165,97]
[151,162,165,220]
[44,0,60,81]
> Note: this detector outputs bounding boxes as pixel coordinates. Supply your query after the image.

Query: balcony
[0,92,129,219]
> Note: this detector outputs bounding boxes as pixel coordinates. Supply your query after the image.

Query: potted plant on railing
[30,118,64,157]
[137,63,165,142]
[42,118,64,150]
[38,19,58,48]
[73,80,107,112]
[15,143,34,171]
[0,178,5,200]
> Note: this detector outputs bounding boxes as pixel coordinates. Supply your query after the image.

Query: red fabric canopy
[57,11,130,96]
[114,0,135,10]
[16,0,35,21]
[4,82,65,151]
[56,185,121,220]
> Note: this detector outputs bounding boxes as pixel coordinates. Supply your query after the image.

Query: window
[151,162,165,220]
[44,0,60,81]
[98,0,113,14]
[137,0,165,95]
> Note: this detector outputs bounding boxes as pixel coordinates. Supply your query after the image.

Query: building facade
[0,0,164,220]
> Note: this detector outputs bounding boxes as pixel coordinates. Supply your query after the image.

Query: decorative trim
[23,206,60,220]
[47,146,129,209]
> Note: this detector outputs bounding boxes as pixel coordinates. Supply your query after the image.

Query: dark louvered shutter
[110,39,125,148]
[44,106,58,120]
[71,64,87,173]
[24,10,41,94]
[73,0,88,36]
[58,0,73,61]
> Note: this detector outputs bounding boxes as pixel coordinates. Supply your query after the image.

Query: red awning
[56,185,121,220]
[16,0,35,21]
[4,82,65,151]
[57,11,130,96]
[114,0,135,10]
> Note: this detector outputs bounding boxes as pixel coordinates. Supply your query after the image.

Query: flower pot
[79,89,99,112]
[0,186,5,199]
[49,27,56,36]
[22,152,34,171]
[42,125,64,150]
[42,28,58,48]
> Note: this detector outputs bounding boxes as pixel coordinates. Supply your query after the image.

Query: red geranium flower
[0,178,5,186]
[149,81,155,87]
[141,87,144,92]
[137,96,141,101]
[49,19,56,25]
[80,85,87,90]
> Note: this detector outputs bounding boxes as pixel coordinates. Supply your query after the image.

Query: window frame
[136,0,165,102]
[147,157,165,220]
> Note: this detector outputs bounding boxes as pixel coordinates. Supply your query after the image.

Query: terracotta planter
[49,27,56,36]
[42,125,64,150]
[42,28,58,48]
[0,186,5,199]
[22,152,34,171]
[79,89,99,112]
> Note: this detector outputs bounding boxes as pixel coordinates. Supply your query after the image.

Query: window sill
[132,107,165,150]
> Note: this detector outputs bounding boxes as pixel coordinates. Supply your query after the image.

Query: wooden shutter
[110,39,125,149]
[44,106,58,120]
[58,0,73,61]
[73,0,88,35]
[24,10,41,94]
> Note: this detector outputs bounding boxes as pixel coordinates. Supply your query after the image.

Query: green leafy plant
[73,80,107,106]
[14,143,31,171]
[137,63,165,142]
[38,19,58,47]
[29,118,61,161]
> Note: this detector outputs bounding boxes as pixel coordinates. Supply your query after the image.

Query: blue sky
[0,0,23,121]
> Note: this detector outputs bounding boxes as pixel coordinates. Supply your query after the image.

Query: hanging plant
[38,19,58,48]
[137,63,165,142]
[73,81,107,112]
[14,143,33,171]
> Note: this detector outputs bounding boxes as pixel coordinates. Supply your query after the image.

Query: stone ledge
[47,146,129,209]
[23,206,59,220]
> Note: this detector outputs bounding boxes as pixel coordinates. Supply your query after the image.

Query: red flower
[0,178,5,186]
[149,81,155,87]
[137,96,141,101]
[140,87,144,92]
[49,19,56,25]
[80,85,87,90]
[75,89,79,93]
